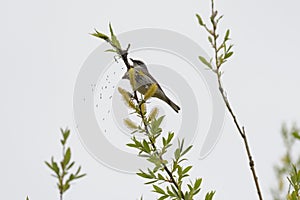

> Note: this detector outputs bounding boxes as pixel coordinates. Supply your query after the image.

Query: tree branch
[198,0,264,199]
[116,43,185,199]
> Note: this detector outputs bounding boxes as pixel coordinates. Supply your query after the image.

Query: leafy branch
[287,165,300,200]
[272,124,300,200]
[196,0,263,199]
[91,23,131,70]
[92,24,215,200]
[120,75,214,200]
[45,128,86,200]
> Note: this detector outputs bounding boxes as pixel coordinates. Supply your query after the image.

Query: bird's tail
[166,97,180,113]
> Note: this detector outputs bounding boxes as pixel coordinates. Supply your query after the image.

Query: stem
[107,40,131,70]
[115,44,184,199]
[208,1,263,199]
[135,93,183,198]
[59,143,66,200]
[217,73,263,200]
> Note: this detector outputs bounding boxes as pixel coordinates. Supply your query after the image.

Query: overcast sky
[1,0,300,199]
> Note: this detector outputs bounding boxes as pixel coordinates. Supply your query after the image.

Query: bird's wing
[139,69,166,96]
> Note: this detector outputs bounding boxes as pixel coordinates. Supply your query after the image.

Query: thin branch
[134,92,184,197]
[217,73,263,200]
[115,44,185,199]
[204,0,263,199]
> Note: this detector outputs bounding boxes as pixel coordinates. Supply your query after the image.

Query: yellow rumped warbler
[122,58,180,113]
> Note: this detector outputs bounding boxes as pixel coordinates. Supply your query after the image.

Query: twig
[116,44,185,199]
[204,0,263,199]
[135,91,184,198]
[217,73,263,200]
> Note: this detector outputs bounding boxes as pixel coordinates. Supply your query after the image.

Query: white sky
[1,0,300,199]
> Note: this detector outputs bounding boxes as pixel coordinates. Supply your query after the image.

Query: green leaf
[153,185,166,195]
[166,186,175,197]
[182,166,192,174]
[208,36,213,45]
[63,129,70,140]
[60,128,70,145]
[105,49,117,53]
[45,161,53,170]
[63,182,70,192]
[178,158,188,163]
[193,188,201,195]
[147,155,162,168]
[143,140,151,153]
[67,161,75,170]
[224,29,230,41]
[167,132,174,144]
[150,116,165,135]
[69,174,75,181]
[227,44,234,52]
[111,35,121,49]
[155,116,164,128]
[158,195,168,200]
[157,173,165,180]
[224,51,233,59]
[51,159,60,176]
[126,143,137,148]
[199,56,212,69]
[180,139,185,152]
[132,137,143,148]
[75,173,86,180]
[174,148,181,160]
[216,15,224,24]
[109,23,114,37]
[26,196,29,200]
[137,170,153,179]
[205,191,216,200]
[182,145,193,156]
[90,29,109,41]
[63,148,71,166]
[177,165,183,178]
[76,166,83,176]
[162,137,166,146]
[172,160,177,173]
[147,168,156,178]
[194,178,202,190]
[196,14,204,26]
[292,131,300,140]
[145,180,158,185]
[109,23,121,49]
[170,185,179,197]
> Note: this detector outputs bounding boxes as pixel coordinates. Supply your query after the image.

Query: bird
[122,58,180,113]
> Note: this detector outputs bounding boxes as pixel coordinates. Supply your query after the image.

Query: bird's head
[129,58,149,74]
[130,58,146,67]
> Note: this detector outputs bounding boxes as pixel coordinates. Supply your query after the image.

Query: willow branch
[217,72,263,200]
[115,44,184,199]
[202,0,264,199]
